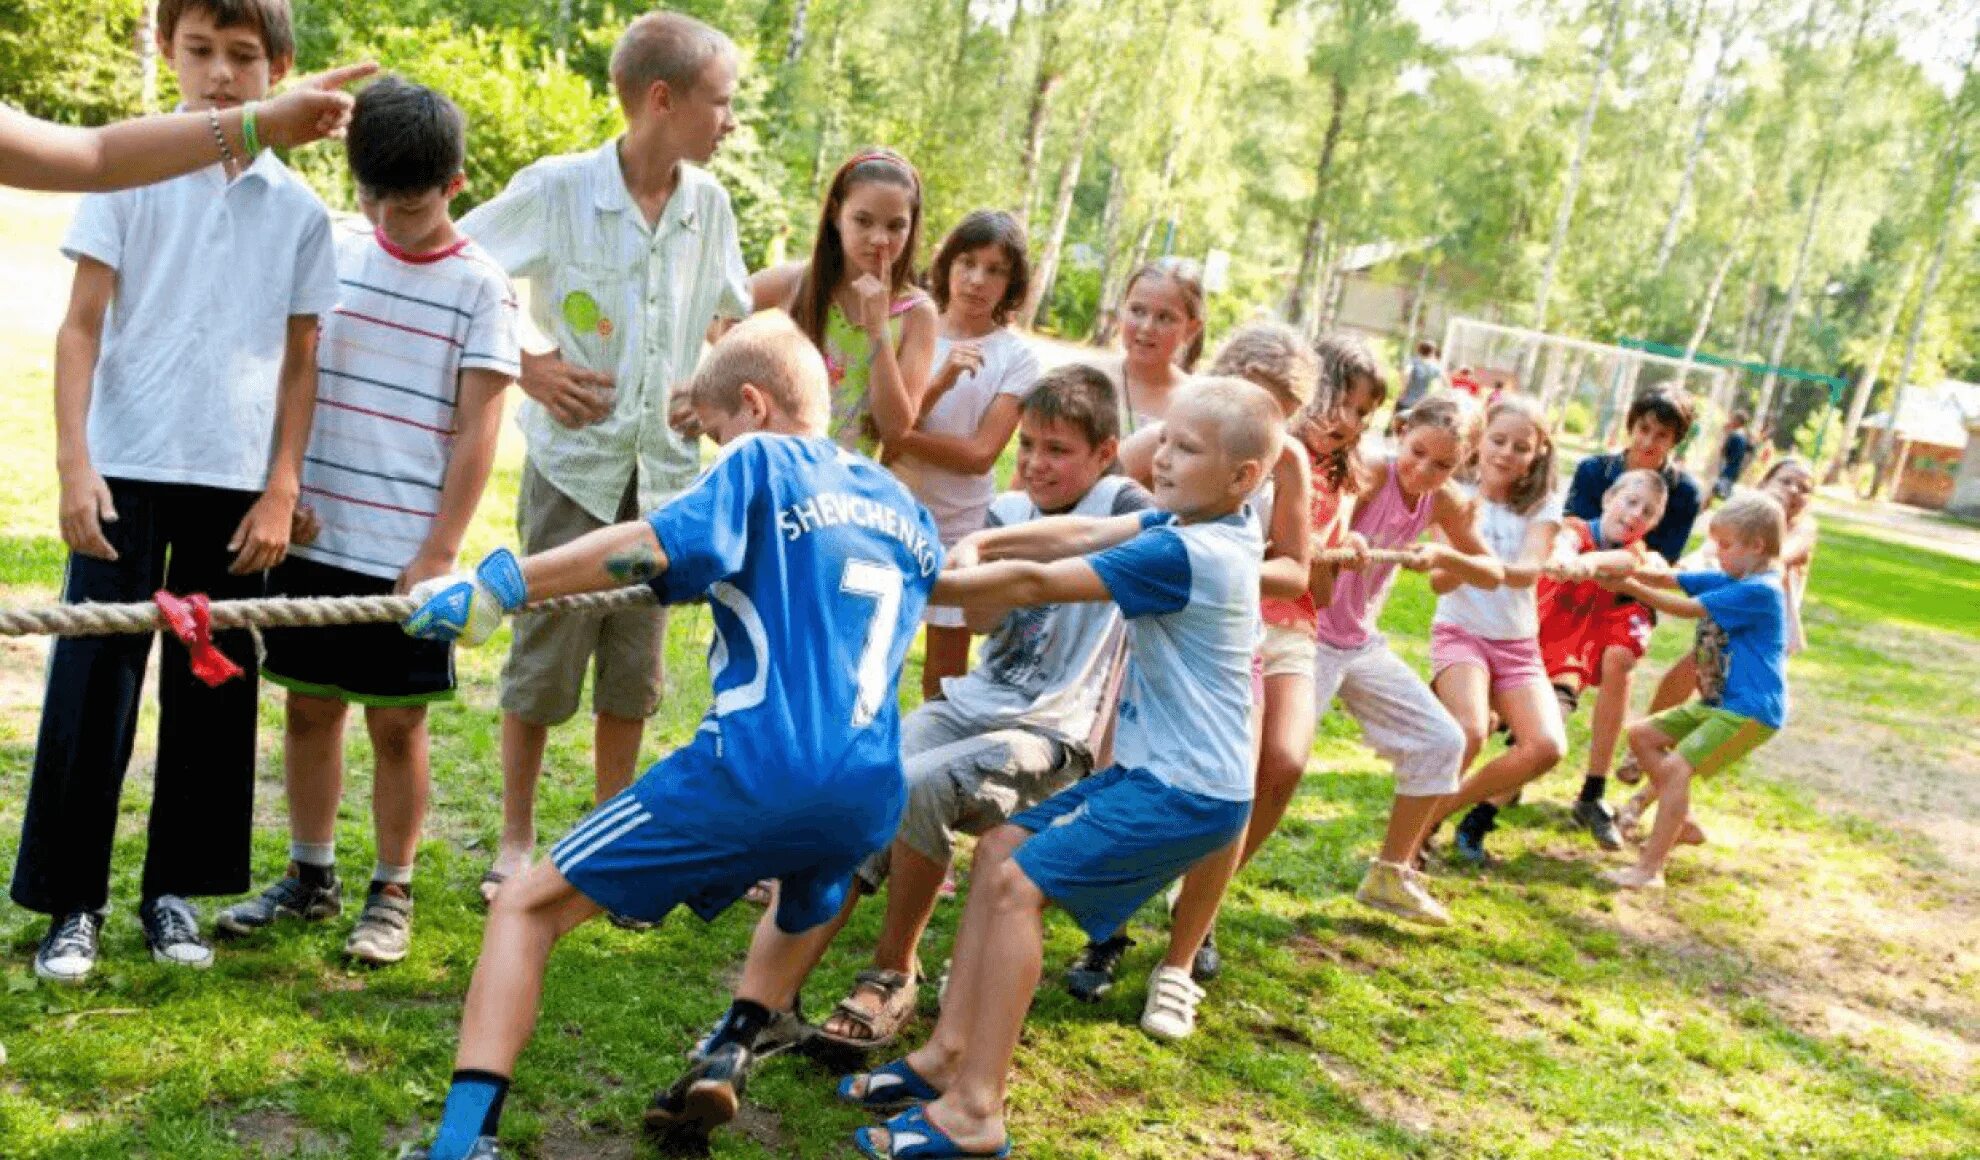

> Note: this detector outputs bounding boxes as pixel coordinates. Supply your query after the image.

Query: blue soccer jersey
[645,433,941,809]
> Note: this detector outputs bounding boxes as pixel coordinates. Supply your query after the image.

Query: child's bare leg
[285,693,349,851]
[1163,836,1241,970]
[919,625,972,703]
[1386,794,1441,865]
[732,901,850,1014]
[1585,647,1638,781]
[872,840,948,975]
[593,711,643,803]
[899,826,1029,1090]
[886,833,1044,1154]
[454,863,602,1074]
[1649,654,1697,715]
[495,713,549,877]
[1237,673,1316,869]
[1419,680,1566,849]
[365,706,430,872]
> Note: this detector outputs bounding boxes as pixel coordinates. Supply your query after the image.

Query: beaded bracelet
[206,107,237,169]
[241,101,262,157]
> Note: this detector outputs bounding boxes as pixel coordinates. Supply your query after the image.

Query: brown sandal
[814,968,919,1054]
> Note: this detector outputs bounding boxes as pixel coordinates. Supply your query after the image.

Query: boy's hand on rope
[228,491,295,574]
[289,503,321,547]
[405,547,527,645]
[57,463,119,561]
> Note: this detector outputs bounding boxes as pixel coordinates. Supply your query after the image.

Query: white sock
[291,841,336,869]
[372,862,414,887]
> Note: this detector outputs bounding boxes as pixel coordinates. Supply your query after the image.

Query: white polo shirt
[460,141,752,522]
[61,148,338,492]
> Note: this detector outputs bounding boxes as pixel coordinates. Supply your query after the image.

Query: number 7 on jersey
[841,559,903,728]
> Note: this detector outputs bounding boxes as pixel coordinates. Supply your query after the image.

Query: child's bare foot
[1600,865,1666,890]
[1614,753,1643,785]
[855,1100,1006,1159]
[1615,798,1647,844]
[1678,820,1706,846]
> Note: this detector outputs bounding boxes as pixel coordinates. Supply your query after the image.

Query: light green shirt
[461,140,751,521]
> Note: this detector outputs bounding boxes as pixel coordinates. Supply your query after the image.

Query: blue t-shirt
[1719,431,1752,483]
[1566,452,1702,566]
[1677,569,1788,729]
[645,434,942,808]
[1085,509,1261,802]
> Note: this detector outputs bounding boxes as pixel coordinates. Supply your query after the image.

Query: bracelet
[207,107,237,169]
[241,101,262,156]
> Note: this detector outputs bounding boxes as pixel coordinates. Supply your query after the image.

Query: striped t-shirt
[292,222,520,580]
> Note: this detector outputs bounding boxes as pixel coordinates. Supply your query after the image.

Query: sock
[291,842,336,884]
[1578,776,1607,804]
[431,1069,508,1160]
[1458,802,1499,839]
[372,861,414,887]
[704,999,772,1054]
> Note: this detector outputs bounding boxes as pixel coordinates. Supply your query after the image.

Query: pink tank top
[1314,463,1434,650]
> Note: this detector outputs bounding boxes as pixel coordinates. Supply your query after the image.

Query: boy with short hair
[397,313,941,1160]
[457,11,754,903]
[1715,409,1753,501]
[17,0,337,983]
[1599,492,1789,889]
[1561,384,1702,847]
[840,378,1278,1159]
[214,76,518,964]
[783,364,1151,1055]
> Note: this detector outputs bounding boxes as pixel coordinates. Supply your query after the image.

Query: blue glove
[404,548,528,645]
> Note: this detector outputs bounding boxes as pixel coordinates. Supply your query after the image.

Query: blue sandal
[852,1105,1011,1158]
[837,1058,942,1112]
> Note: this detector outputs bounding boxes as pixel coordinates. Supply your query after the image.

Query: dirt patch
[232,1107,334,1157]
[536,1119,637,1159]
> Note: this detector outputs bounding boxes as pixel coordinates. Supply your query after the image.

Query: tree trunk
[1015,46,1063,235]
[1877,159,1963,494]
[1402,256,1434,366]
[1532,0,1625,333]
[1284,72,1349,323]
[1086,165,1128,342]
[136,0,159,113]
[783,0,812,69]
[1753,154,1830,420]
[1830,254,1918,482]
[1021,98,1100,330]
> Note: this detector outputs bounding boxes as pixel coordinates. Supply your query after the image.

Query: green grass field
[0,192,1975,1158]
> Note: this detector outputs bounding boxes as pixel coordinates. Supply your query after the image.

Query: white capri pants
[1313,636,1465,797]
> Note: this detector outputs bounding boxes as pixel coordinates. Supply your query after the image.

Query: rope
[0,586,659,638]
[0,548,1421,639]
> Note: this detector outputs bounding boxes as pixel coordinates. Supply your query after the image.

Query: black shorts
[261,555,455,706]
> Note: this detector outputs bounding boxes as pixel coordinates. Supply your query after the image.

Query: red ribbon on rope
[152,591,244,687]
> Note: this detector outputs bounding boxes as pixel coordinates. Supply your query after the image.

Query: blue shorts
[552,733,902,934]
[1010,765,1250,943]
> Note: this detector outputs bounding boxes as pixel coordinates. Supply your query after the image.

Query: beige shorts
[1259,620,1319,680]
[499,462,667,724]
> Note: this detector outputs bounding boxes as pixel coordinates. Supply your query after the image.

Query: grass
[0,192,1976,1158]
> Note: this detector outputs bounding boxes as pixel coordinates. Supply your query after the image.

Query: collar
[590,138,699,231]
[373,225,469,265]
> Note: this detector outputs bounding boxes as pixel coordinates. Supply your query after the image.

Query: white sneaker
[140,895,214,969]
[1139,965,1206,1041]
[34,910,103,984]
[1355,861,1453,927]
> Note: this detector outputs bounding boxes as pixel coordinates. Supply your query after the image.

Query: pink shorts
[1430,622,1549,693]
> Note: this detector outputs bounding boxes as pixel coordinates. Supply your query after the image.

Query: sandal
[816,968,919,1054]
[477,869,509,908]
[853,1105,1009,1159]
[837,1057,941,1113]
[744,879,775,906]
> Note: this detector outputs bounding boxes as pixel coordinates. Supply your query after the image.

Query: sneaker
[1140,965,1206,1041]
[216,866,342,937]
[139,895,213,968]
[687,1000,812,1063]
[645,1041,750,1142]
[1064,934,1134,1002]
[34,910,103,984]
[1573,799,1624,851]
[606,911,659,932]
[345,885,413,965]
[403,1137,501,1159]
[1190,932,1221,983]
[1454,807,1498,866]
[1355,861,1452,927]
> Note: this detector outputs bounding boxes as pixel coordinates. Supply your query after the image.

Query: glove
[404,547,528,645]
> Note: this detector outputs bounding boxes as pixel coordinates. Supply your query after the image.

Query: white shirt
[62,149,338,492]
[1433,484,1565,639]
[460,141,751,522]
[292,222,520,580]
[891,328,1039,542]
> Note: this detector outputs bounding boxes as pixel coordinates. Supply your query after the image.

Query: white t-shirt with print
[893,327,1040,544]
[1433,484,1565,639]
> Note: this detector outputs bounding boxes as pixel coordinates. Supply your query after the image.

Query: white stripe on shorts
[554,807,653,873]
[551,795,643,861]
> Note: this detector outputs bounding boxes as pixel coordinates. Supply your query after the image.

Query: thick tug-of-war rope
[0,548,1420,639]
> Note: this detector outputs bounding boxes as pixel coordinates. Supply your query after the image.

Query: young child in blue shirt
[1598,492,1789,890]
[397,313,941,1160]
[838,377,1281,1160]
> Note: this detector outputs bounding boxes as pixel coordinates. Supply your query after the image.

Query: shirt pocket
[548,260,631,374]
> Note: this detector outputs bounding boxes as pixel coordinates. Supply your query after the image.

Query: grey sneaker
[345,886,413,965]
[402,1137,500,1159]
[34,910,104,984]
[687,1000,812,1063]
[216,866,343,937]
[139,895,213,968]
[1573,799,1624,851]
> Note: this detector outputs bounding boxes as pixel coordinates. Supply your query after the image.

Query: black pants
[11,479,264,915]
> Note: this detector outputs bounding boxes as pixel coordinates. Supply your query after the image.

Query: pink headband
[845,150,920,192]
